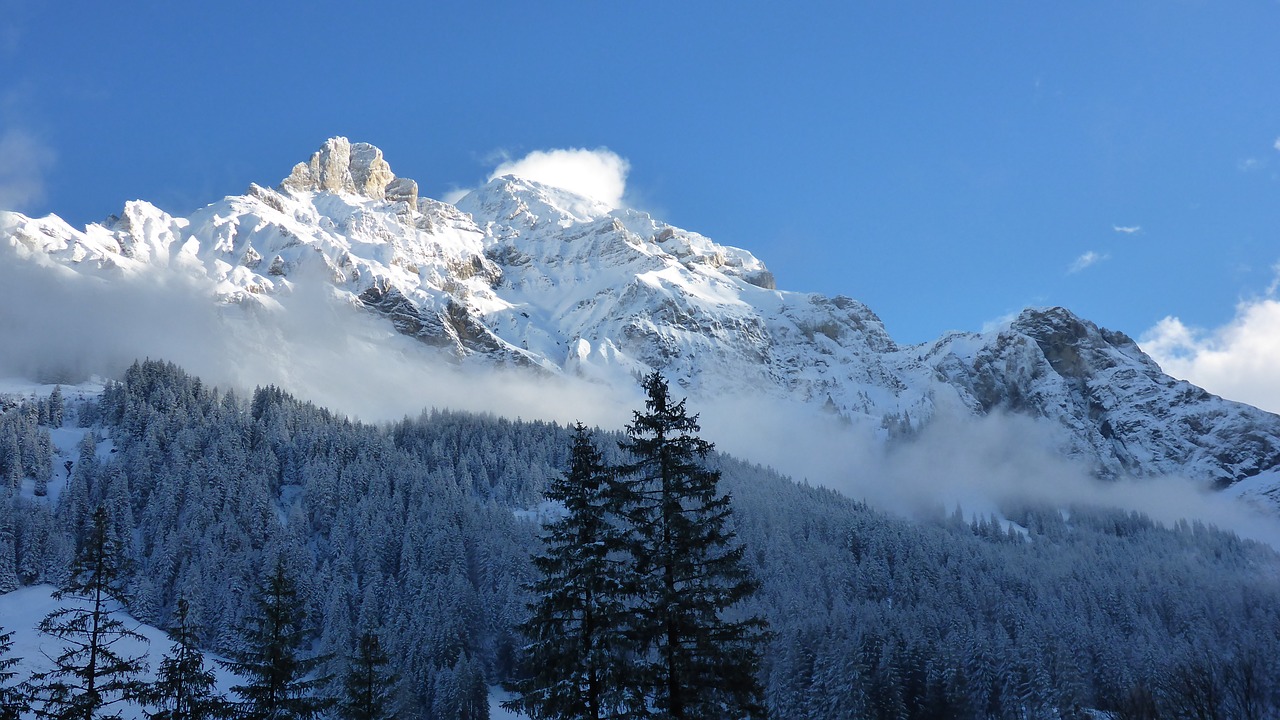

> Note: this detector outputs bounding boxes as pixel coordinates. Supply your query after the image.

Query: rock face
[5,137,1280,510]
[283,137,397,199]
[922,307,1280,487]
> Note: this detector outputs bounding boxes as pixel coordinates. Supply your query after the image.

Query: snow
[487,686,526,719]
[2,587,540,720]
[5,138,1280,514]
[0,586,242,720]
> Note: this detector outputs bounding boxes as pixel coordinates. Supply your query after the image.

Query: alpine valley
[3,139,1280,719]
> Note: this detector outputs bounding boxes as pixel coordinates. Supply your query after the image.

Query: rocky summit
[3,137,1279,510]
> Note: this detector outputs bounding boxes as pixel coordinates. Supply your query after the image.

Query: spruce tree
[615,372,768,719]
[1,625,27,720]
[0,519,19,594]
[146,599,231,720]
[337,632,395,720]
[503,423,633,720]
[221,559,331,720]
[27,506,149,720]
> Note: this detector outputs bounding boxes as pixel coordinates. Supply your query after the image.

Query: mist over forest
[2,360,1279,718]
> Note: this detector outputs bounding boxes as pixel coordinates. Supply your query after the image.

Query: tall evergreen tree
[503,424,633,720]
[146,598,231,720]
[1,625,27,720]
[615,372,768,719]
[337,632,395,720]
[48,386,65,428]
[0,519,19,594]
[221,559,331,720]
[27,506,149,720]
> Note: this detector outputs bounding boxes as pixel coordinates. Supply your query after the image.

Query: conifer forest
[2,360,1280,719]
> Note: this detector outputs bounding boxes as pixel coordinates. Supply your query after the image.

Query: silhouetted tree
[338,632,395,720]
[221,560,331,720]
[1,624,27,720]
[504,424,633,719]
[146,598,232,720]
[27,507,148,719]
[614,372,768,719]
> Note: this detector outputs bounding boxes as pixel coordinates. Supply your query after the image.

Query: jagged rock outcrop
[5,136,1280,510]
[283,136,397,199]
[925,307,1280,487]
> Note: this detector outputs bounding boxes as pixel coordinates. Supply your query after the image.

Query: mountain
[3,136,1279,510]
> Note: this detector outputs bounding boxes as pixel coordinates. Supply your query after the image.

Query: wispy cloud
[488,147,631,208]
[1140,266,1280,415]
[1112,225,1141,234]
[0,127,55,211]
[1068,250,1108,273]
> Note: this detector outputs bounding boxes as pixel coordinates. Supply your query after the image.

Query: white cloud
[0,249,636,429]
[0,128,54,211]
[488,147,630,208]
[703,392,1280,548]
[440,186,470,205]
[1238,157,1264,172]
[1140,274,1280,415]
[1068,250,1107,273]
[1274,136,1280,153]
[1112,225,1141,234]
[4,243,1278,548]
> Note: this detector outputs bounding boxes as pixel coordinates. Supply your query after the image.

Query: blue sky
[3,2,1279,407]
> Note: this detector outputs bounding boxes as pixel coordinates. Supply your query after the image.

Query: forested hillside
[2,360,1279,718]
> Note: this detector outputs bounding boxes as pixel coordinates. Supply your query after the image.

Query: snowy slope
[0,585,242,720]
[4,137,1279,509]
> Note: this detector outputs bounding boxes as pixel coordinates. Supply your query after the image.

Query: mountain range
[3,136,1278,512]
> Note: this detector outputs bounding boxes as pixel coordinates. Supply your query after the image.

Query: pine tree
[337,632,395,720]
[614,372,768,720]
[146,598,231,720]
[221,559,332,720]
[503,423,633,720]
[48,386,65,428]
[1,625,27,720]
[27,506,149,720]
[0,518,19,594]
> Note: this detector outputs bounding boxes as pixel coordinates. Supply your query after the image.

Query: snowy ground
[0,585,240,719]
[488,687,524,719]
[1,586,528,719]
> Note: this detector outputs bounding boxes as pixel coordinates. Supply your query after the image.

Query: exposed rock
[745,269,776,289]
[282,137,399,201]
[386,177,418,209]
[11,141,1280,513]
[349,142,394,199]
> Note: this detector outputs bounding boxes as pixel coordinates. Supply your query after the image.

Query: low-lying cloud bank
[699,392,1280,549]
[0,252,637,429]
[4,249,1278,548]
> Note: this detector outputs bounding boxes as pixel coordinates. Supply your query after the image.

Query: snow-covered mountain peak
[6,137,1280,511]
[281,136,418,208]
[456,174,617,231]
